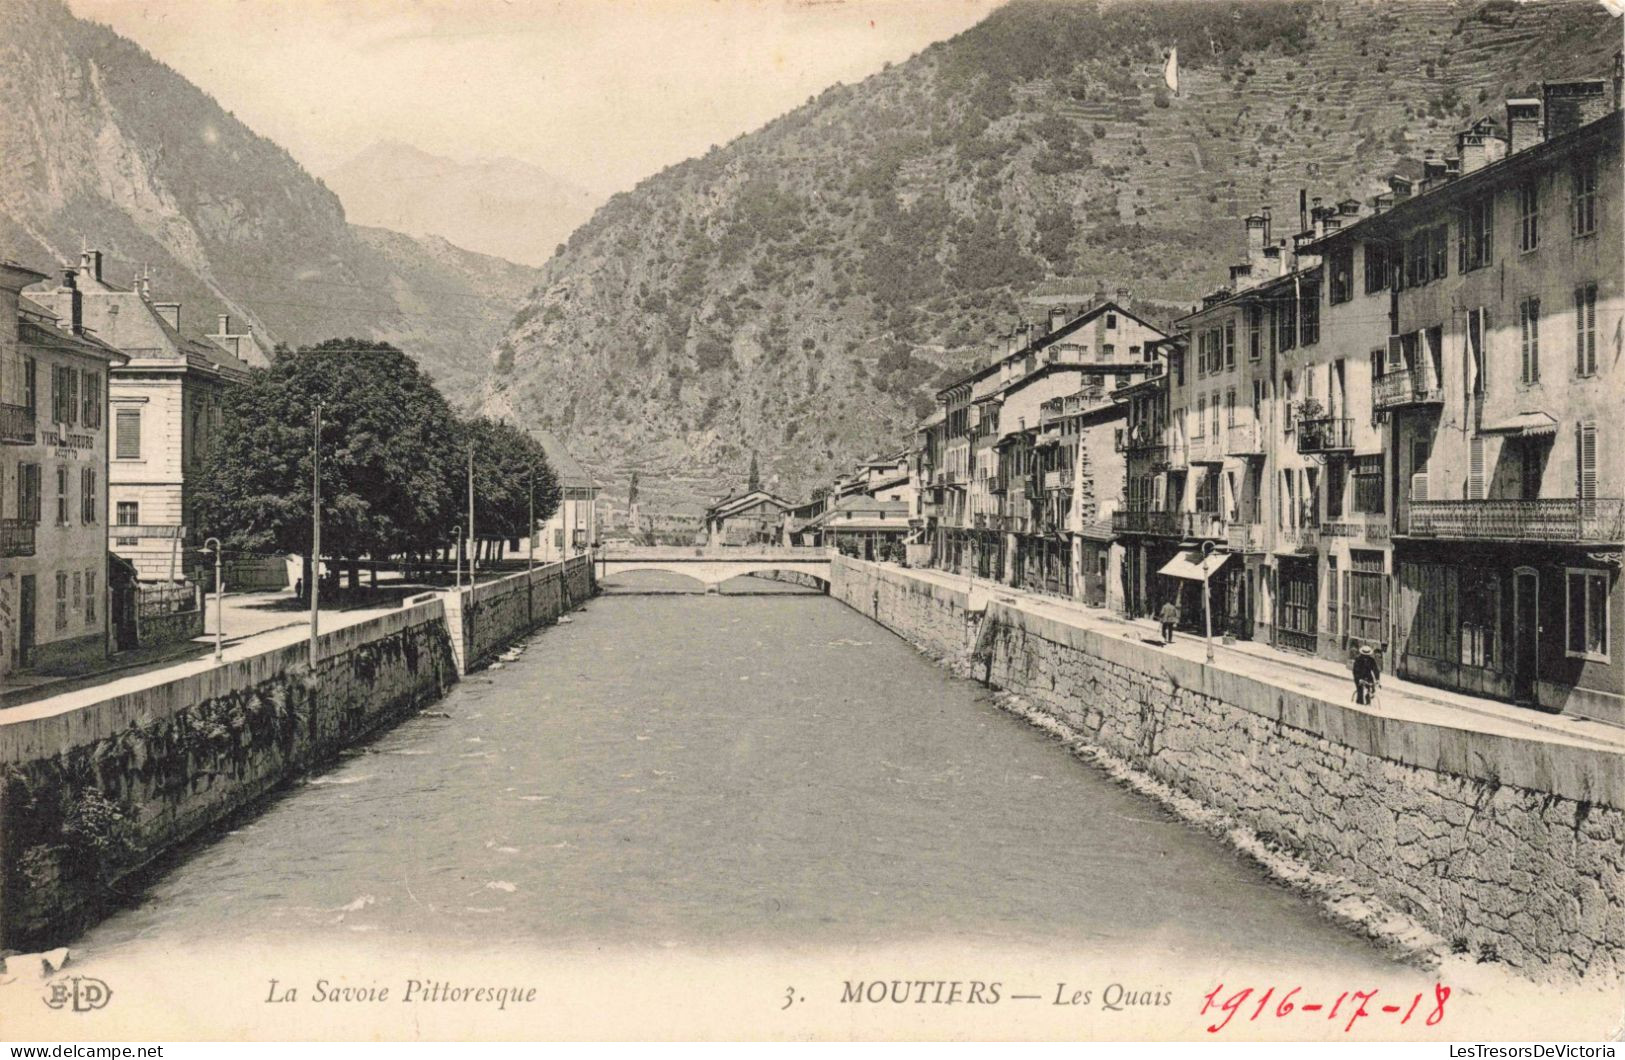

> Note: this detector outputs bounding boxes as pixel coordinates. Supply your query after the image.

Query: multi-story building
[934,300,1165,584]
[31,252,251,582]
[1031,384,1131,606]
[1,262,126,677]
[1111,348,1173,619]
[535,430,600,559]
[1304,82,1622,722]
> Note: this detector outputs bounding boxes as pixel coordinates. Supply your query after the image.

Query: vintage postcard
[0,0,1622,1045]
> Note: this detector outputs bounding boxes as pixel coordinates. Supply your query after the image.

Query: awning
[1481,411,1558,437]
[1157,549,1232,581]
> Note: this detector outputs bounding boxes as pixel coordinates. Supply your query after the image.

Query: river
[73,572,1412,976]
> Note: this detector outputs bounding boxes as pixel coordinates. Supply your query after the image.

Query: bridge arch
[598,548,833,592]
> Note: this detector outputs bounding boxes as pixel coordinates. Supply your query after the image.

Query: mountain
[0,0,542,405]
[323,141,599,269]
[483,0,1621,508]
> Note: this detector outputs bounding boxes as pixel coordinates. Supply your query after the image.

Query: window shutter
[1468,436,1485,500]
[1411,470,1430,502]
[115,409,140,460]
[1577,423,1597,504]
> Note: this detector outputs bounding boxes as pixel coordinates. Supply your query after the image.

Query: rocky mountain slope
[323,141,599,269]
[0,0,542,404]
[484,0,1621,508]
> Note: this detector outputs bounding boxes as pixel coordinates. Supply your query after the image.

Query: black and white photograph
[0,0,1621,1045]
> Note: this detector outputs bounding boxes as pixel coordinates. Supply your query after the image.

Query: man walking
[1353,643,1381,705]
[1158,598,1179,645]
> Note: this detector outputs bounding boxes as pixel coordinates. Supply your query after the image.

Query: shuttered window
[1468,436,1486,500]
[1519,297,1540,383]
[80,467,96,524]
[1566,569,1610,661]
[115,408,141,460]
[1577,422,1597,505]
[1576,283,1597,376]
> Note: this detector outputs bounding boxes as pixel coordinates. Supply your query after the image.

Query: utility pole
[467,442,475,583]
[453,525,462,590]
[1201,540,1216,663]
[527,466,535,575]
[309,401,322,671]
[204,537,223,662]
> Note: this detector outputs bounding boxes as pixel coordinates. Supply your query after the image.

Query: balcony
[1,517,35,557]
[1225,422,1264,456]
[1404,498,1625,543]
[1225,522,1264,552]
[1042,469,1068,491]
[1112,509,1180,536]
[1372,366,1444,412]
[1,402,35,445]
[987,475,1006,494]
[1296,417,1354,454]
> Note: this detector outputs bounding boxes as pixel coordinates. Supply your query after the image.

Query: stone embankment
[830,557,1624,981]
[0,555,594,949]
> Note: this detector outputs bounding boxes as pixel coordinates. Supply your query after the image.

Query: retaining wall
[830,557,1625,980]
[0,556,596,949]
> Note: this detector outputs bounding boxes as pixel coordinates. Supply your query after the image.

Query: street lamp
[202,536,223,662]
[452,524,463,590]
[527,466,535,576]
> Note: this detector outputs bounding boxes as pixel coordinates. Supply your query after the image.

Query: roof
[936,299,1169,399]
[833,496,908,514]
[705,488,790,520]
[533,430,596,489]
[1303,108,1620,253]
[18,320,128,364]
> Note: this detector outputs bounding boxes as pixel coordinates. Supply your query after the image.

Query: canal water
[73,572,1411,975]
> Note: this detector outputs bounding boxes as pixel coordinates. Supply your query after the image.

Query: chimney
[1048,306,1068,333]
[154,302,181,330]
[1456,125,1507,175]
[1388,174,1414,201]
[1260,206,1271,247]
[1244,213,1267,274]
[58,268,82,334]
[1116,287,1129,305]
[1542,79,1609,140]
[1298,188,1308,235]
[217,313,231,334]
[1505,98,1542,154]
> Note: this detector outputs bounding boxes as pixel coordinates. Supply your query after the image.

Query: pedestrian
[294,576,304,602]
[1353,643,1381,705]
[1158,598,1179,645]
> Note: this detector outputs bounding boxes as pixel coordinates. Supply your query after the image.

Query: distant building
[703,488,790,547]
[1,261,127,677]
[534,430,599,561]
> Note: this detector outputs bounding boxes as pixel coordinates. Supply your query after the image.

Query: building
[30,252,252,583]
[1036,384,1131,606]
[1306,83,1622,722]
[702,487,790,547]
[1,261,127,677]
[935,300,1167,583]
[534,430,600,561]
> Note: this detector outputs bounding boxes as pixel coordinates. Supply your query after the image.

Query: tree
[457,415,562,562]
[748,451,761,492]
[194,339,462,591]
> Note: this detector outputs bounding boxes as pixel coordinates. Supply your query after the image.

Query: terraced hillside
[485,0,1620,510]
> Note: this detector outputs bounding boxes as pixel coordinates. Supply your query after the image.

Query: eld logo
[43,975,113,1012]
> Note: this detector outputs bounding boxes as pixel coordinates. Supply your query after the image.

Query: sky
[67,0,1004,197]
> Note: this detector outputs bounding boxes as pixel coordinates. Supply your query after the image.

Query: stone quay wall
[0,556,596,950]
[442,554,595,673]
[830,557,1625,980]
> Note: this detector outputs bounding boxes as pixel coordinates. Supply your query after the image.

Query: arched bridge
[598,545,832,591]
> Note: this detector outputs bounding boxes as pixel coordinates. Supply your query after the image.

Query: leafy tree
[455,415,562,561]
[194,338,461,589]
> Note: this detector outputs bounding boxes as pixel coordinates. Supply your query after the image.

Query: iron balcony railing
[1405,498,1625,542]
[1,402,35,445]
[1112,509,1180,535]
[1372,366,1444,411]
[1296,417,1354,454]
[1,517,35,557]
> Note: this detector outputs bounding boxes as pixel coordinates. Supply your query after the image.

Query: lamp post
[309,401,322,672]
[452,525,463,591]
[527,466,535,576]
[203,536,223,662]
[467,442,475,583]
[1200,539,1216,663]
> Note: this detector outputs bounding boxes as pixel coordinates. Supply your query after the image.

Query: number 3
[782,986,796,1010]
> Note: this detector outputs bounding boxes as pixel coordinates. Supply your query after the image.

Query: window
[1223,321,1236,369]
[1327,554,1340,638]
[1462,195,1493,271]
[1275,298,1297,352]
[1519,297,1540,384]
[1210,391,1220,438]
[1106,312,1118,329]
[1326,459,1346,519]
[1196,469,1219,514]
[80,467,96,524]
[85,570,96,626]
[1194,395,1206,438]
[71,571,81,616]
[1517,180,1539,252]
[1576,282,1598,376]
[1282,371,1296,431]
[1353,455,1384,514]
[55,571,68,631]
[1567,569,1610,661]
[1247,305,1263,360]
[115,408,141,460]
[1329,247,1353,304]
[1429,225,1448,280]
[1348,550,1386,644]
[1573,156,1598,237]
[17,463,40,524]
[23,357,36,412]
[1300,286,1319,346]
[1363,242,1391,294]
[1406,230,1429,287]
[116,501,139,527]
[1577,422,1597,504]
[79,370,100,428]
[1225,388,1236,428]
[55,466,69,526]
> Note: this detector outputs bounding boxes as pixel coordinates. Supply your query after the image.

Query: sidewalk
[892,564,1625,755]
